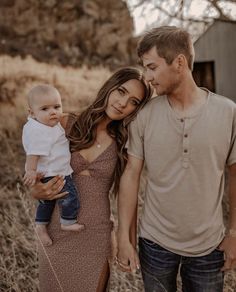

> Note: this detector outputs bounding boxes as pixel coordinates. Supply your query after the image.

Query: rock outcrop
[0,0,135,67]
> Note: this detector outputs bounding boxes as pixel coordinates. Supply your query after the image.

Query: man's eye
[55,105,61,109]
[41,107,47,111]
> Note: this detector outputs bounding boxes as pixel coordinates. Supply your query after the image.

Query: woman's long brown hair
[68,67,152,195]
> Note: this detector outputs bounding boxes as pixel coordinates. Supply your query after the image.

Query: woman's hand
[29,174,68,200]
[116,239,140,273]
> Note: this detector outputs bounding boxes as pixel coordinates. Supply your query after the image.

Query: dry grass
[0,55,111,292]
[0,55,235,292]
[0,187,38,292]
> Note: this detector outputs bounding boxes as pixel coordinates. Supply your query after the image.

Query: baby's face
[30,92,63,127]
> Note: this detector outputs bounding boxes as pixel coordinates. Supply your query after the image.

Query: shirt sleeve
[127,112,146,160]
[22,124,55,156]
[227,105,236,166]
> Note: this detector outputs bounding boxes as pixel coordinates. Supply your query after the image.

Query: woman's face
[105,79,145,121]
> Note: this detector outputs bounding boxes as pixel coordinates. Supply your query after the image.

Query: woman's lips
[112,106,123,114]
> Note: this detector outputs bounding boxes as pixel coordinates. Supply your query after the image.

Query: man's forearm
[228,164,236,233]
[130,205,138,247]
[118,157,143,244]
[118,173,139,242]
[219,163,236,271]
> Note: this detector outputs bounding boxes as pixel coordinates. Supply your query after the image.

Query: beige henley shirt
[128,90,236,256]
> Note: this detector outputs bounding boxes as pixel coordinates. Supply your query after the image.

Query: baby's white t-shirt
[22,118,73,176]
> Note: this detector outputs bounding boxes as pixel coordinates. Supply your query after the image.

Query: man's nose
[144,70,154,83]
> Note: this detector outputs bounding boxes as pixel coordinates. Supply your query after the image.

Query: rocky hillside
[0,0,136,68]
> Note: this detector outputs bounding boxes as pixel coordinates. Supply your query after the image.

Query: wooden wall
[194,20,236,102]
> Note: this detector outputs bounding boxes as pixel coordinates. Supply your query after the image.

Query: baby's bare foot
[61,223,85,232]
[36,225,52,246]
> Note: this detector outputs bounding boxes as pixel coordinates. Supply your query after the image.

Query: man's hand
[116,240,140,273]
[219,235,236,271]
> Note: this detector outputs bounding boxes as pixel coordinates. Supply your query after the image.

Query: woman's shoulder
[60,113,69,129]
[60,113,78,129]
[60,113,79,138]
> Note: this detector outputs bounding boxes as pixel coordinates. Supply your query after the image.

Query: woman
[30,67,152,292]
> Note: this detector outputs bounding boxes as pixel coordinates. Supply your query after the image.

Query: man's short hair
[137,26,194,71]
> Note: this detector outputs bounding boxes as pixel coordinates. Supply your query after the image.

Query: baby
[22,84,84,246]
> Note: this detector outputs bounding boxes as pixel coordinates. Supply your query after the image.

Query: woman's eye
[41,107,47,111]
[130,99,139,106]
[118,88,125,95]
[55,105,61,109]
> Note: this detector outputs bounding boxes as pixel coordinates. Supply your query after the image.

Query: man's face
[142,46,180,96]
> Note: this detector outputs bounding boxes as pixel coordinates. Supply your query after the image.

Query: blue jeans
[35,175,80,225]
[139,237,224,292]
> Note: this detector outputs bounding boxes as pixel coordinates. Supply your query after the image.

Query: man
[117,26,236,292]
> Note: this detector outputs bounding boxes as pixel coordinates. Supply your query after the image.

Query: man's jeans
[139,237,224,292]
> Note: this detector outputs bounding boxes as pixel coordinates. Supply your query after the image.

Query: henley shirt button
[180,119,184,122]
[184,149,188,153]
[182,162,189,168]
[184,134,188,138]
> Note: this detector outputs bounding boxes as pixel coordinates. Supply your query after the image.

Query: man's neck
[167,77,208,117]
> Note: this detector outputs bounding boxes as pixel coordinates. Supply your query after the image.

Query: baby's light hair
[27,84,60,107]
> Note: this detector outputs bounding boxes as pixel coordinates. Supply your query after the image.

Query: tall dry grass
[0,55,235,291]
[0,55,110,291]
[0,55,145,291]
